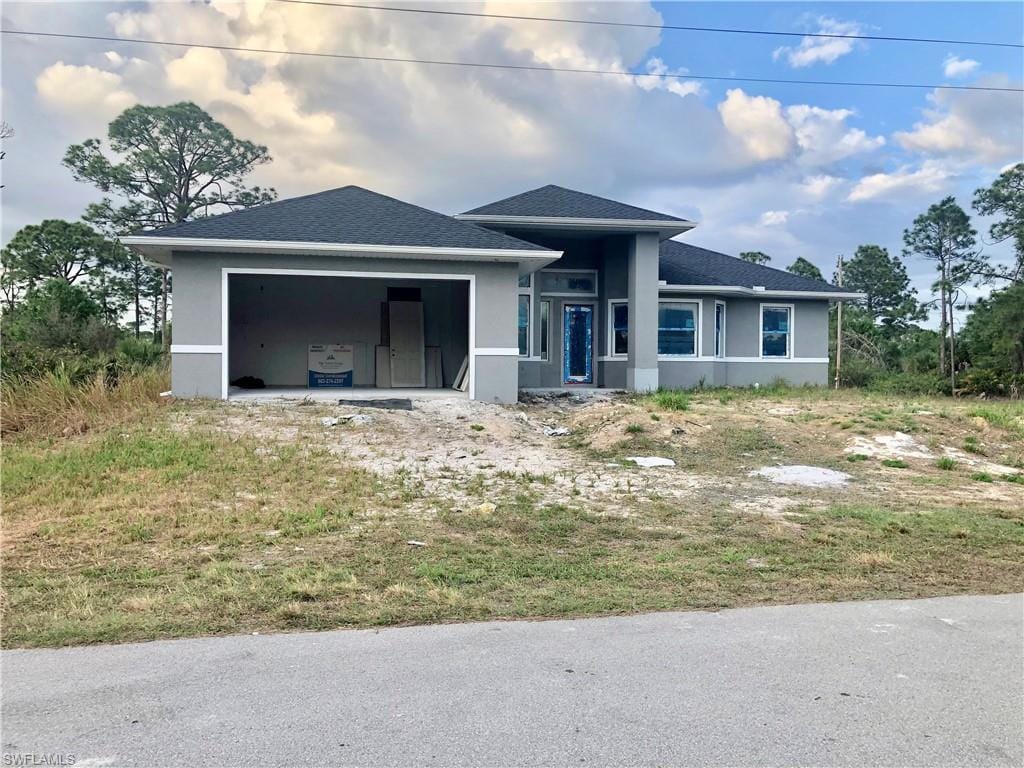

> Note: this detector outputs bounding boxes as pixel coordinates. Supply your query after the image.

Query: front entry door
[562,304,594,384]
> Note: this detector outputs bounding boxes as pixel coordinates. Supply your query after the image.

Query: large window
[609,301,628,356]
[539,270,597,296]
[714,301,726,358]
[540,300,551,361]
[761,304,792,358]
[658,301,699,356]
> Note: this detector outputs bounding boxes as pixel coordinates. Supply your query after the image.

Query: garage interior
[227,274,470,396]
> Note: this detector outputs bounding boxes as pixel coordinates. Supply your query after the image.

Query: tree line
[741,164,1024,396]
[1,103,275,381]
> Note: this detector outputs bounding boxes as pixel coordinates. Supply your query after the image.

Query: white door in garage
[388,300,425,387]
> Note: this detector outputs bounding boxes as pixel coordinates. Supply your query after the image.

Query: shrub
[935,457,957,470]
[864,372,950,396]
[116,337,165,371]
[958,370,1024,398]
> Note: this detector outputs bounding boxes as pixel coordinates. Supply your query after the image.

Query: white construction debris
[626,456,676,468]
[846,432,933,460]
[751,465,851,488]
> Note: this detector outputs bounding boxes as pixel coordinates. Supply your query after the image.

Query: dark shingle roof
[137,186,550,251]
[660,240,854,293]
[462,184,686,222]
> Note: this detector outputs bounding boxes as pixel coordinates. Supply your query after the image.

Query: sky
[1,0,1022,324]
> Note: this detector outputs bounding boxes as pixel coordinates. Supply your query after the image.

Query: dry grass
[2,386,1023,648]
[1,366,170,439]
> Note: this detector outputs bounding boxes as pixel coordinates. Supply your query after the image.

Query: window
[518,294,531,357]
[539,270,597,296]
[658,301,699,356]
[517,274,533,357]
[609,301,628,356]
[761,305,792,358]
[714,302,726,358]
[540,300,551,362]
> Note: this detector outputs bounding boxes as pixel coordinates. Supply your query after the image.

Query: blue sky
[1,1,1022,324]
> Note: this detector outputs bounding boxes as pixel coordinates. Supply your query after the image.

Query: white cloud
[785,105,885,166]
[718,89,794,161]
[35,61,136,121]
[846,160,954,202]
[773,17,865,68]
[943,55,980,78]
[894,79,1024,164]
[759,210,790,226]
[800,174,843,199]
[634,58,703,99]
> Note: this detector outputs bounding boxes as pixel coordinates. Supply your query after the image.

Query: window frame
[538,268,599,298]
[657,299,702,358]
[517,275,534,358]
[539,299,551,362]
[759,302,794,359]
[714,300,726,359]
[607,299,628,358]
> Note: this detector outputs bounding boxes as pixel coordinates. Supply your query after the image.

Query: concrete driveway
[3,594,1022,767]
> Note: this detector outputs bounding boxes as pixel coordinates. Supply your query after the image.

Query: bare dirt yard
[4,387,1023,647]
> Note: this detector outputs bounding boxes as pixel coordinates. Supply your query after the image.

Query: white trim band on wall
[171,344,224,354]
[596,356,829,364]
[474,347,521,356]
[653,356,829,364]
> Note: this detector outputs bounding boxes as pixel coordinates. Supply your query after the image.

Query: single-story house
[123,184,863,403]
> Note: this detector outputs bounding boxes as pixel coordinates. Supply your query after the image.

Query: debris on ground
[406,540,427,547]
[475,502,496,515]
[626,456,676,468]
[339,398,413,410]
[321,414,373,427]
[751,465,851,488]
[543,426,570,436]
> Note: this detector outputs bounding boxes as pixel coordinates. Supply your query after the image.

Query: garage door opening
[226,272,470,399]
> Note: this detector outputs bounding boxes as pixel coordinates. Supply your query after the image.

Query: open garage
[227,272,470,396]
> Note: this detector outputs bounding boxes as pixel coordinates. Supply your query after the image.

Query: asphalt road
[3,594,1022,767]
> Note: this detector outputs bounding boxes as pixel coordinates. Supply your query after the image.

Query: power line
[4,29,1022,93]
[273,0,1024,49]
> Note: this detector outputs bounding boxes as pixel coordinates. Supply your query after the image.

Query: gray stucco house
[124,184,862,403]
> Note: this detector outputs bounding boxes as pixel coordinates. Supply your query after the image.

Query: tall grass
[1,364,170,439]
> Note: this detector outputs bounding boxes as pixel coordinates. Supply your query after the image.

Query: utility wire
[3,29,1022,93]
[273,0,1024,49]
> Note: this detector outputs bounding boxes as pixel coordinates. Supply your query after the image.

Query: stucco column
[627,232,659,392]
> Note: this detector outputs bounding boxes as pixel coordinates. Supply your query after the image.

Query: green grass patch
[936,457,957,471]
[646,389,691,411]
[846,453,870,462]
[882,459,909,469]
